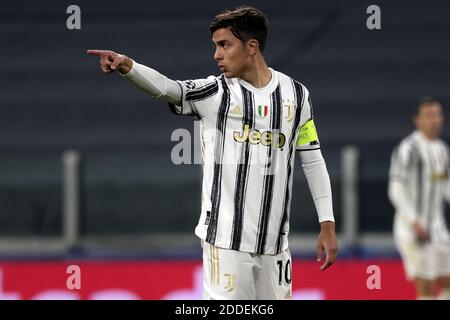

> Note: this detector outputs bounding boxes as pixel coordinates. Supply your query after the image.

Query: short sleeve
[296,88,321,151]
[168,76,220,119]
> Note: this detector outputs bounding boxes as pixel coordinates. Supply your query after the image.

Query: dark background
[0,0,449,240]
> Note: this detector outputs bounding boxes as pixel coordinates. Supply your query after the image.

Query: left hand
[316,221,338,271]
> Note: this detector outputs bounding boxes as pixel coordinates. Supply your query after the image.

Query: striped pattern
[390,131,450,243]
[410,143,423,217]
[185,70,324,254]
[230,86,254,251]
[255,85,283,254]
[206,75,230,244]
[209,245,220,285]
[186,80,219,102]
[276,80,304,253]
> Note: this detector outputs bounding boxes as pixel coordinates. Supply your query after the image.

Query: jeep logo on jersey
[257,105,269,117]
[233,124,286,149]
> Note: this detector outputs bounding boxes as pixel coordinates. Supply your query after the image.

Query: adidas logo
[229,104,242,116]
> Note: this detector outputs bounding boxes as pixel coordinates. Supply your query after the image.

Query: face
[414,103,444,139]
[212,27,255,78]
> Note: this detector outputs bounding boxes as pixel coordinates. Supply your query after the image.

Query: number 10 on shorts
[277,259,292,285]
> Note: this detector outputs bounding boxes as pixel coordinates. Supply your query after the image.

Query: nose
[214,47,223,61]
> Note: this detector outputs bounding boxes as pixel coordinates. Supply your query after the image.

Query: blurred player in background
[87,6,337,300]
[389,97,450,299]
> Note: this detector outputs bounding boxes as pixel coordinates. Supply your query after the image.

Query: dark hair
[414,96,442,116]
[209,6,269,52]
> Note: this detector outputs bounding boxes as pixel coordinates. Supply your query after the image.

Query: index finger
[86,49,107,56]
[320,249,334,271]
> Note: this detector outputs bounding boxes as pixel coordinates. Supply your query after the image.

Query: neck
[240,57,271,88]
[419,130,438,141]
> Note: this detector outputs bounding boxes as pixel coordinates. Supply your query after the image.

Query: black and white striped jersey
[389,130,450,244]
[170,68,323,254]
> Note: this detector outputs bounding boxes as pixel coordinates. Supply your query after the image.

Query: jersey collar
[237,68,278,94]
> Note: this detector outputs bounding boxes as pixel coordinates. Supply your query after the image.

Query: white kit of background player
[389,101,450,299]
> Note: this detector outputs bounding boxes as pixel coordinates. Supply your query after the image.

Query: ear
[247,39,259,56]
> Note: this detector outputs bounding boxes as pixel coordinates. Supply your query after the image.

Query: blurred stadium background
[0,0,449,299]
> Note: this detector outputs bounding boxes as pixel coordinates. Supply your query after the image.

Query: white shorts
[395,239,450,281]
[394,214,450,281]
[202,241,292,300]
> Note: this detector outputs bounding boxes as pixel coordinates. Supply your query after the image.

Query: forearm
[388,179,418,223]
[300,149,334,223]
[121,60,182,105]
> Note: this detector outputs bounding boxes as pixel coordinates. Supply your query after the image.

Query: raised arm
[86,49,182,105]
